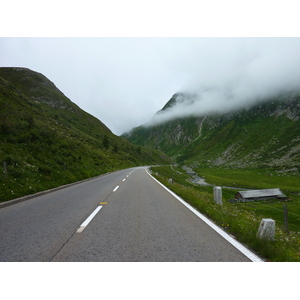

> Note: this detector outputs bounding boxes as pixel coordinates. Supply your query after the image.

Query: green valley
[124,92,300,261]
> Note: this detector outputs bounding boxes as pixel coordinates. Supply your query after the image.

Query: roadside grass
[195,167,300,233]
[151,165,300,262]
[194,167,300,194]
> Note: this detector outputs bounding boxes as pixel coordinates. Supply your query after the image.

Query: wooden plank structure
[235,188,287,202]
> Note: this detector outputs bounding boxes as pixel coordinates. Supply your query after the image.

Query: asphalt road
[0,167,261,262]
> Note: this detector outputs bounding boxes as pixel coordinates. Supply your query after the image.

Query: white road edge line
[76,206,102,233]
[145,167,264,262]
[113,185,119,192]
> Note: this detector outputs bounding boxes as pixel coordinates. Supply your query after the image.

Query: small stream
[182,166,212,186]
[182,165,246,191]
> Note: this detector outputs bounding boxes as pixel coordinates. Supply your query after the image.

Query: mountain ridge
[124,92,300,173]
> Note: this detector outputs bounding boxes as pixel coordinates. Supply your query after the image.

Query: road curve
[0,167,262,262]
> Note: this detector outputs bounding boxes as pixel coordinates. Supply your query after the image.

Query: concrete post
[168,178,173,184]
[257,218,275,241]
[213,186,222,205]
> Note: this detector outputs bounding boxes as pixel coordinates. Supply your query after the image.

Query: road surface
[0,167,262,262]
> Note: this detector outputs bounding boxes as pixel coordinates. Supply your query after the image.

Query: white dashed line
[113,186,119,192]
[76,206,102,233]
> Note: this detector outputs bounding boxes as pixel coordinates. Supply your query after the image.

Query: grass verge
[151,165,300,262]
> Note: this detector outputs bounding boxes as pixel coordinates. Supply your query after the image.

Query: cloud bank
[147,38,300,126]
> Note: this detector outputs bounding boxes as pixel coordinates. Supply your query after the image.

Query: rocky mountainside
[0,67,170,202]
[0,67,112,135]
[124,93,300,172]
[0,67,79,109]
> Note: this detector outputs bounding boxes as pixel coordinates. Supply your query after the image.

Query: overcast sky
[2,37,300,135]
[1,3,300,135]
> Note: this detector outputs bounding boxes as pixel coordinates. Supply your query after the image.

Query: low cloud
[146,38,300,126]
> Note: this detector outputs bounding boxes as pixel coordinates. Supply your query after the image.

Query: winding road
[0,167,262,262]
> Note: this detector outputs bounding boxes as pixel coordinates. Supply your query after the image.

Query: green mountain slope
[124,93,300,172]
[0,67,171,202]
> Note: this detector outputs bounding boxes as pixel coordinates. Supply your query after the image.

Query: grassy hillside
[0,67,171,202]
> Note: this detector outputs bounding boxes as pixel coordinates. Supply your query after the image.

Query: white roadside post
[257,218,275,241]
[213,186,222,205]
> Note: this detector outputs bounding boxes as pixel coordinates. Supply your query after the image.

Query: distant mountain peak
[160,92,197,111]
